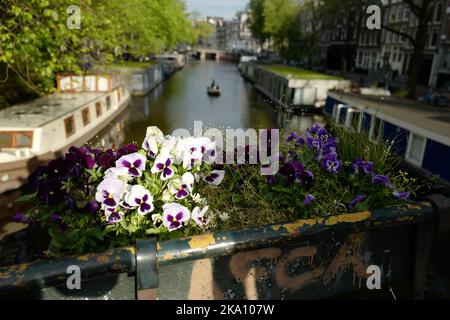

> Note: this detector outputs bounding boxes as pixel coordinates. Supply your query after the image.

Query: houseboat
[0,73,131,194]
[240,63,350,113]
[324,91,450,190]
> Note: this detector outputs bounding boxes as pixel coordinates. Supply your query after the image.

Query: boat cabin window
[106,96,111,110]
[96,102,102,117]
[351,111,361,131]
[82,107,90,126]
[64,116,76,137]
[407,133,426,164]
[0,131,33,148]
[370,118,383,142]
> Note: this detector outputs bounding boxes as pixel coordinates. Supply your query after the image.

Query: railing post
[136,239,158,300]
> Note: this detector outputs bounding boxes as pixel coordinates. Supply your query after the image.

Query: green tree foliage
[0,0,196,98]
[248,0,268,47]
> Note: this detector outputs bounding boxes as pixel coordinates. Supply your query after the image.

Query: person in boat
[210,79,216,89]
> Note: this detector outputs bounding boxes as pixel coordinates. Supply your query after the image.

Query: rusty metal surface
[0,246,136,296]
[156,227,416,299]
[0,200,445,299]
[157,202,435,266]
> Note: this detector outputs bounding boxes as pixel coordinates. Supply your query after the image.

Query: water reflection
[94,60,324,148]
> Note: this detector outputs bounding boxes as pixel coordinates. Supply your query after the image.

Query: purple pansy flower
[117,144,138,157]
[306,123,322,136]
[104,206,124,224]
[49,213,63,223]
[151,153,175,180]
[192,206,209,227]
[372,174,390,187]
[306,137,321,151]
[349,195,367,208]
[393,190,409,200]
[296,137,305,145]
[162,203,190,231]
[116,152,146,177]
[352,159,374,175]
[95,178,126,208]
[124,185,154,215]
[11,212,31,224]
[317,128,330,144]
[168,172,195,200]
[203,170,225,186]
[303,194,315,206]
[321,153,342,174]
[286,132,298,142]
[97,149,118,169]
[85,201,100,215]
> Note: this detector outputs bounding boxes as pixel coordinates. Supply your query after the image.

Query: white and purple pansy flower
[115,152,146,177]
[104,167,134,181]
[162,203,190,231]
[151,152,175,180]
[104,206,124,224]
[203,170,225,186]
[142,126,164,158]
[168,172,195,200]
[124,185,154,215]
[192,206,209,227]
[95,178,126,208]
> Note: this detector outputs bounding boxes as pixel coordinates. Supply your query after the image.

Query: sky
[184,0,248,19]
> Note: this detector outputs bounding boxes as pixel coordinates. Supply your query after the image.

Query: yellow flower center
[130,164,135,168]
[172,217,177,222]
[108,195,113,199]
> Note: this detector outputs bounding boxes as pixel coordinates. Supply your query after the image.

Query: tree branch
[403,0,421,17]
[382,24,416,47]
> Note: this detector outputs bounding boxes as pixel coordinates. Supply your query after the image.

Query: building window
[406,133,426,164]
[96,102,102,117]
[0,131,33,148]
[82,107,90,126]
[64,116,76,137]
[106,96,111,110]
[430,31,439,47]
[435,2,443,22]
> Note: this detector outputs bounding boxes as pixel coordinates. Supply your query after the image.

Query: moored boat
[324,90,450,191]
[0,73,131,194]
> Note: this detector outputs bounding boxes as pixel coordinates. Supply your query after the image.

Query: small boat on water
[207,86,221,97]
[0,73,131,194]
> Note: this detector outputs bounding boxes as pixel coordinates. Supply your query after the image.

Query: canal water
[90,60,324,149]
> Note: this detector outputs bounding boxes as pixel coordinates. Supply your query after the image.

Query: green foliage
[0,0,196,98]
[201,124,421,231]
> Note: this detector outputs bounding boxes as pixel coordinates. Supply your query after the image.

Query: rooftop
[0,92,104,129]
[329,91,450,143]
[263,65,344,80]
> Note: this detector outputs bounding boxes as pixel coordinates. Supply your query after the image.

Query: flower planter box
[1,195,449,300]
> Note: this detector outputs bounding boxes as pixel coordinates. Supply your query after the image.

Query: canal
[90,60,324,149]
